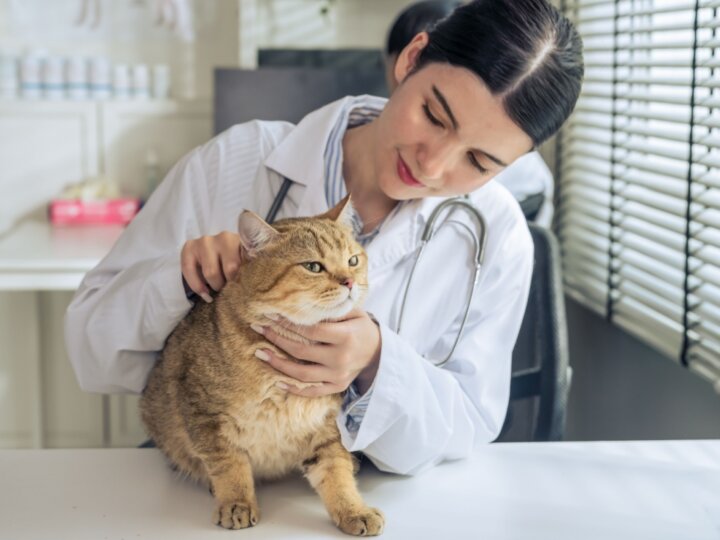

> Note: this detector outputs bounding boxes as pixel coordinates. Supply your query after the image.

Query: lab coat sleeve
[337,217,534,476]
[64,147,214,394]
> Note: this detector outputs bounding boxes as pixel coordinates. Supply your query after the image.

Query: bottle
[152,64,170,99]
[89,57,112,100]
[145,148,160,198]
[132,64,150,100]
[0,52,18,99]
[42,56,65,100]
[113,64,131,99]
[20,49,45,99]
[66,56,89,100]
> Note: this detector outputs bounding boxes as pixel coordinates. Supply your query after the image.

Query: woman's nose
[416,139,455,181]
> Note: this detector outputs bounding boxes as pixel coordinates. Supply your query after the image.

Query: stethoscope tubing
[268,179,488,368]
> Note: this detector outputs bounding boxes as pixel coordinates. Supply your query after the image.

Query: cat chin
[276,300,357,326]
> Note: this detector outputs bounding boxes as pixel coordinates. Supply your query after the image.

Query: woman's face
[373,33,534,200]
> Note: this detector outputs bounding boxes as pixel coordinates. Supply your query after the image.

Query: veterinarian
[65,0,583,475]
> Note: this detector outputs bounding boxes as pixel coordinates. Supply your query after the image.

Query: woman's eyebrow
[432,84,509,168]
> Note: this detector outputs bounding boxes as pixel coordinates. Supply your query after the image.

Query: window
[558,0,720,390]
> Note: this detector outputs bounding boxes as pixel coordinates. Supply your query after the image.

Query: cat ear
[237,210,279,257]
[321,194,354,228]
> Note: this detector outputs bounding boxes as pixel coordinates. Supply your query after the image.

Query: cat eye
[302,262,324,273]
[348,255,359,267]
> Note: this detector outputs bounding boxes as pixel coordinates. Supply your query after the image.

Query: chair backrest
[496,224,570,442]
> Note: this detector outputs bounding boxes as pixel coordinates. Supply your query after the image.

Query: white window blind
[558,0,720,392]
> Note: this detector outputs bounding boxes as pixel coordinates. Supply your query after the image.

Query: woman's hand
[252,308,382,397]
[181,232,243,303]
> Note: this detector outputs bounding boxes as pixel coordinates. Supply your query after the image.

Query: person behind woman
[385,0,557,227]
[65,0,583,475]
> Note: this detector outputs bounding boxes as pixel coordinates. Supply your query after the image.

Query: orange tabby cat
[140,196,384,536]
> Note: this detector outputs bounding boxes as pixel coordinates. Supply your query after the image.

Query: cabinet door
[0,292,41,448]
[109,394,147,448]
[40,291,104,448]
[0,101,99,236]
[100,100,212,199]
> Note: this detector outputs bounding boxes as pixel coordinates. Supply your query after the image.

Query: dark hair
[385,1,462,57]
[414,0,584,148]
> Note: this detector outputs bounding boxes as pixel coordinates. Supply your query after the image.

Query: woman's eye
[423,103,444,128]
[468,152,489,174]
[302,262,323,273]
[348,255,359,267]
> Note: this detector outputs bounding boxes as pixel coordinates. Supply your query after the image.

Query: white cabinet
[101,100,212,198]
[0,98,211,448]
[0,292,42,448]
[39,292,105,449]
[0,101,99,236]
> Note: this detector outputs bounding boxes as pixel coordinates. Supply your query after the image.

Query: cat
[139,196,385,536]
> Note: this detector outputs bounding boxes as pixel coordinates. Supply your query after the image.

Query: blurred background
[0,0,718,449]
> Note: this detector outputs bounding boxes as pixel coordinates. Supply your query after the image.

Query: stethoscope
[267,178,488,368]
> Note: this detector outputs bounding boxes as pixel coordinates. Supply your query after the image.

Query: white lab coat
[495,151,554,227]
[65,96,534,476]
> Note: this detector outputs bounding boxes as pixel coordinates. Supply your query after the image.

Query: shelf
[0,219,124,290]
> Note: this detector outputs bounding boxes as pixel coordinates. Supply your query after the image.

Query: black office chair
[496,224,571,442]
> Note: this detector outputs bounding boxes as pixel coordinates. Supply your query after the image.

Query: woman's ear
[237,210,279,258]
[394,31,430,86]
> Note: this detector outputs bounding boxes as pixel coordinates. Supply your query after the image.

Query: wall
[564,297,720,441]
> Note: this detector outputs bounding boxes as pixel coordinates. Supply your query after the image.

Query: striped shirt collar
[323,95,401,245]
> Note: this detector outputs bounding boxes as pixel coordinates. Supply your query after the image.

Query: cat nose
[341,278,354,290]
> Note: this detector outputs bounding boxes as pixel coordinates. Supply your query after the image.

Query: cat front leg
[187,414,260,529]
[301,440,384,536]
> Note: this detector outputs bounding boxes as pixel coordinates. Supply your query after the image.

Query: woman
[65,0,583,475]
[385,0,556,227]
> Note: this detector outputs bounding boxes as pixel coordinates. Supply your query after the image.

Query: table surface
[1,441,719,540]
[0,219,123,290]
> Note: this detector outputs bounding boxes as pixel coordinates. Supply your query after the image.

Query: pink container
[49,198,141,225]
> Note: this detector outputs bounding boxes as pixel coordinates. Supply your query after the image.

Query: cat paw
[336,507,385,536]
[213,501,260,529]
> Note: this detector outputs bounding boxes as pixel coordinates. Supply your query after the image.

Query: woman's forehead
[400,63,534,161]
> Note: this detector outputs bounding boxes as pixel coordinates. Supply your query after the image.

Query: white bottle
[42,56,65,100]
[0,53,18,99]
[145,148,161,198]
[132,64,150,100]
[66,56,89,100]
[20,50,45,99]
[113,64,131,99]
[89,57,112,100]
[152,64,170,99]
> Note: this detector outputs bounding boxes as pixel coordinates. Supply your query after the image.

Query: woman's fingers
[255,348,330,383]
[181,245,213,302]
[253,324,328,365]
[180,232,242,302]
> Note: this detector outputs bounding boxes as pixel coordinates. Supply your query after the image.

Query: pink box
[49,198,142,225]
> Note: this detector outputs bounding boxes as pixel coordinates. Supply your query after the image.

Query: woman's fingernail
[250,324,265,334]
[254,349,270,362]
[200,293,213,304]
[276,382,289,390]
[265,313,279,321]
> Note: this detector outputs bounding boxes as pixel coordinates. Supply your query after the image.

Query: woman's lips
[397,155,424,187]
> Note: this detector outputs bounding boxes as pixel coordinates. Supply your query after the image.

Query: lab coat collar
[264,95,360,188]
[263,96,366,218]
